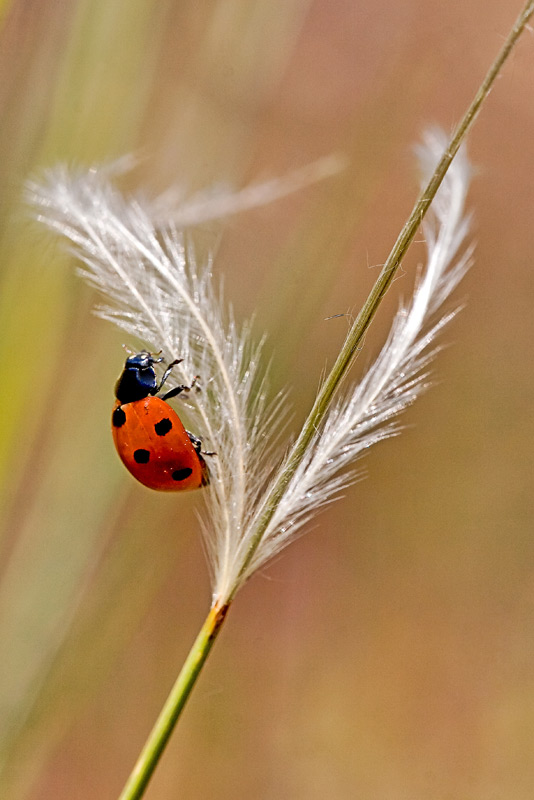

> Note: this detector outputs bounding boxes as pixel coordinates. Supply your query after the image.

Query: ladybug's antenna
[121,345,165,363]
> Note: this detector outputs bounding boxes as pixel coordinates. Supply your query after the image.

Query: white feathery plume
[28,163,340,600]
[240,129,474,583]
[28,130,473,601]
[149,154,346,228]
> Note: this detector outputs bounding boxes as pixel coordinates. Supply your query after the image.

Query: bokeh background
[1,1,533,798]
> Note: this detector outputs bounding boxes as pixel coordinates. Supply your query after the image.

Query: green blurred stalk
[0,0,13,25]
[116,3,534,798]
[0,1,170,793]
[0,3,316,797]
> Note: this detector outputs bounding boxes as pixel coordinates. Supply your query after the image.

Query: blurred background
[0,1,533,798]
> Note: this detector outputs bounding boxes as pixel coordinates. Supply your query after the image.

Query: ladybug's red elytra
[112,351,209,491]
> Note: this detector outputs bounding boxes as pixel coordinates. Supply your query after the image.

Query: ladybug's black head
[125,351,162,371]
[115,350,162,403]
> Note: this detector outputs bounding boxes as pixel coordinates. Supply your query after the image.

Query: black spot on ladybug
[172,467,192,481]
[155,418,172,436]
[134,449,151,464]
[112,407,127,428]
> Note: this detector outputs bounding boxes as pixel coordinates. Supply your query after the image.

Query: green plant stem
[117,3,534,798]
[117,601,229,800]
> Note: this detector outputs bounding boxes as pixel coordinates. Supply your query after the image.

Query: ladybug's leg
[186,431,217,457]
[153,359,183,395]
[186,431,202,456]
[160,375,200,402]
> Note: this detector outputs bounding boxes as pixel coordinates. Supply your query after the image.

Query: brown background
[0,1,533,798]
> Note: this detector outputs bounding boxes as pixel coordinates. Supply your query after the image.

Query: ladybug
[112,351,209,491]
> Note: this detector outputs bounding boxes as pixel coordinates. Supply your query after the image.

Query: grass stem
[117,601,229,800]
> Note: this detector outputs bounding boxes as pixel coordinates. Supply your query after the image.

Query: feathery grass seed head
[28,132,473,600]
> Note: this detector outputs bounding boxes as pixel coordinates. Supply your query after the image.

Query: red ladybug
[112,351,209,491]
